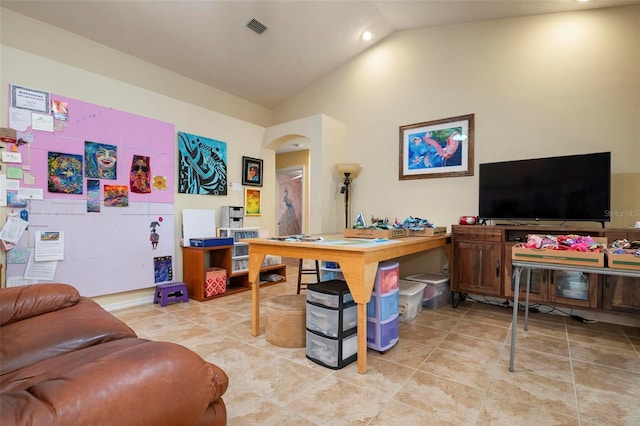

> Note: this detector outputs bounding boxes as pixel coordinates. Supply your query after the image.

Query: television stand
[451,224,640,315]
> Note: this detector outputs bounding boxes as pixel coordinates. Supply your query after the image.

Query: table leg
[356,302,367,373]
[509,266,523,372]
[249,253,266,337]
[524,268,531,332]
[339,260,378,374]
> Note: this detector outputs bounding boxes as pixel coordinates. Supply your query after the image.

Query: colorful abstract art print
[103,185,129,207]
[154,255,173,283]
[48,151,83,194]
[153,175,167,190]
[245,188,261,216]
[130,155,151,193]
[85,141,117,180]
[51,100,68,121]
[87,179,100,212]
[177,132,227,195]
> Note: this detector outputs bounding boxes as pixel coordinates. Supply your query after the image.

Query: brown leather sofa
[0,283,228,425]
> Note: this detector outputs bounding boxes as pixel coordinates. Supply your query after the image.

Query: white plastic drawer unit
[306,303,357,338]
[306,330,357,369]
[306,286,353,308]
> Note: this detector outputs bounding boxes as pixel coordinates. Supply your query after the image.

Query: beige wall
[0,9,282,307]
[274,5,640,234]
[1,6,638,304]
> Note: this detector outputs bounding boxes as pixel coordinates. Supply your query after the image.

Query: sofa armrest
[0,283,80,327]
[1,339,229,426]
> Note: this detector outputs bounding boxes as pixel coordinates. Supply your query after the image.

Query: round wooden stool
[265,294,307,348]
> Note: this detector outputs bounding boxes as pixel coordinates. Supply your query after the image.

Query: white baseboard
[101,296,155,312]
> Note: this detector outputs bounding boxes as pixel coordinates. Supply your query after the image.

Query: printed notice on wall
[11,84,51,114]
[35,231,65,261]
[24,251,57,281]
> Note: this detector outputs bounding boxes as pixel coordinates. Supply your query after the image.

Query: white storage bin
[307,286,353,308]
[398,280,426,323]
[405,272,451,309]
[306,330,357,369]
[306,303,357,337]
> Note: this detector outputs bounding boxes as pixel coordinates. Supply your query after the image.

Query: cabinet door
[453,242,502,296]
[504,244,548,303]
[602,276,640,314]
[548,270,599,309]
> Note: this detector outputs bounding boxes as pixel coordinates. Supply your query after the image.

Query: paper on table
[35,231,64,261]
[24,251,57,281]
[0,216,28,244]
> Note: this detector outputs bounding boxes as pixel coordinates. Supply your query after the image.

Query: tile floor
[112,265,640,425]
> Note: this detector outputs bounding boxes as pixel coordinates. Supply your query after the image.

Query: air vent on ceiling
[247,18,267,35]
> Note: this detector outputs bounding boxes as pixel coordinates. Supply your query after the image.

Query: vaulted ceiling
[3,0,636,109]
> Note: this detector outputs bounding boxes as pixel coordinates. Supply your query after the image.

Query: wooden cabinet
[453,224,639,314]
[602,276,640,314]
[182,244,286,302]
[452,226,503,296]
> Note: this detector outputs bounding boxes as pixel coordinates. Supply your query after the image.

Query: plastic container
[367,287,399,321]
[398,280,426,322]
[405,272,451,309]
[375,261,399,294]
[306,303,357,337]
[307,280,353,308]
[306,329,357,369]
[367,316,399,352]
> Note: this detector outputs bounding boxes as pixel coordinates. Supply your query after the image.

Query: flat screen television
[478,152,611,225]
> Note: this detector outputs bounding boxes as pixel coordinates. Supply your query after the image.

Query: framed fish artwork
[399,114,474,180]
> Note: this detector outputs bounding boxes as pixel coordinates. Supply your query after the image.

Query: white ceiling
[3,0,637,111]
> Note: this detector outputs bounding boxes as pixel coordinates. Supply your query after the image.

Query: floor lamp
[336,163,362,229]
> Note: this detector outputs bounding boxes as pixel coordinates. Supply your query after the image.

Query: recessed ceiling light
[362,31,372,41]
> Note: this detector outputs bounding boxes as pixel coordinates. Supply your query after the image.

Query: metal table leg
[509,266,523,372]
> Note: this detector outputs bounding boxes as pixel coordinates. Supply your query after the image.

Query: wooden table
[247,233,451,374]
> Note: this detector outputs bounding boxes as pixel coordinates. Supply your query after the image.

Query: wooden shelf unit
[452,224,640,314]
[182,244,287,302]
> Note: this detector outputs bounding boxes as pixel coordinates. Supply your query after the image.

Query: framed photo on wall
[242,156,263,187]
[244,187,261,216]
[399,114,474,180]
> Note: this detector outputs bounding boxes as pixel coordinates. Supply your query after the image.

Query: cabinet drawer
[453,227,502,242]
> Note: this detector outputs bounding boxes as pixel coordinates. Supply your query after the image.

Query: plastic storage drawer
[367,316,399,352]
[367,287,399,321]
[306,303,357,338]
[375,261,399,294]
[306,329,357,369]
[307,280,353,308]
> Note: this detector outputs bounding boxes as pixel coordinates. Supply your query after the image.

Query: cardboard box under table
[204,267,227,297]
[511,237,607,268]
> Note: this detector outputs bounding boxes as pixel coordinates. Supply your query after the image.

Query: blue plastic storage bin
[366,287,399,321]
